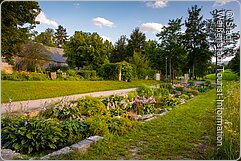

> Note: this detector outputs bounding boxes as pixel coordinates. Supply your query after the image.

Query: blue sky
[35,0,240,44]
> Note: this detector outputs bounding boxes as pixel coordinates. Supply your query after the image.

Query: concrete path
[1,88,136,113]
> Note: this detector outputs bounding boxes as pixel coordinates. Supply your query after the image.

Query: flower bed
[1,82,212,157]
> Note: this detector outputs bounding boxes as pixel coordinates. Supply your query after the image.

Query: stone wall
[40,136,104,160]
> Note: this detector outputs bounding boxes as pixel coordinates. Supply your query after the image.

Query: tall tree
[54,25,68,48]
[35,28,56,47]
[1,1,41,63]
[144,40,163,71]
[127,27,146,59]
[110,35,128,63]
[184,5,211,80]
[157,18,187,81]
[64,31,113,70]
[129,51,150,79]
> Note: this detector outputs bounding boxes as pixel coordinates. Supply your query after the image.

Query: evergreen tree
[127,27,146,59]
[157,18,187,81]
[144,40,163,71]
[55,25,68,48]
[183,5,211,80]
[110,35,128,62]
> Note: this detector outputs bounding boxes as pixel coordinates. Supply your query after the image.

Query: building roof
[44,46,67,63]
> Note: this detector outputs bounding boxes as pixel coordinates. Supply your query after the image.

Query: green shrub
[28,72,48,81]
[136,84,154,98]
[1,71,28,81]
[175,85,184,92]
[1,71,49,81]
[159,83,172,90]
[160,96,180,107]
[40,100,82,120]
[196,86,208,93]
[130,64,137,79]
[77,96,107,116]
[65,76,82,81]
[128,91,138,100]
[90,77,103,81]
[77,70,97,80]
[62,120,90,145]
[180,94,189,100]
[188,80,194,86]
[107,117,139,136]
[99,63,119,80]
[120,61,133,81]
[86,115,110,136]
[147,70,156,80]
[66,69,77,77]
[1,73,19,80]
[86,115,138,136]
[1,117,65,154]
[99,61,133,81]
[187,89,199,96]
[154,88,169,97]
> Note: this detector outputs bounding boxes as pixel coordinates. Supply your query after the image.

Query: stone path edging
[39,136,104,160]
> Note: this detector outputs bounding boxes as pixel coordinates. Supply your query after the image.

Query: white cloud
[73,3,80,8]
[140,23,164,33]
[35,11,58,28]
[101,35,111,42]
[92,17,114,28]
[213,0,233,6]
[146,0,168,8]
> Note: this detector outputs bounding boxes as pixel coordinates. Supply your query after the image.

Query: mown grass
[50,89,217,160]
[1,80,158,103]
[205,69,239,81]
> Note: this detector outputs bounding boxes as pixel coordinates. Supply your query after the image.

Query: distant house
[2,43,68,72]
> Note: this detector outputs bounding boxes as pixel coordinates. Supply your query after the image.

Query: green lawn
[1,80,158,103]
[50,89,217,160]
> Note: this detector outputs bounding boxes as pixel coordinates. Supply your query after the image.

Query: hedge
[99,61,133,81]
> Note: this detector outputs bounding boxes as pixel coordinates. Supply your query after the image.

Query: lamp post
[165,56,167,82]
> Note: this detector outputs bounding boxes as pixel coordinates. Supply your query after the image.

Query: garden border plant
[1,80,213,157]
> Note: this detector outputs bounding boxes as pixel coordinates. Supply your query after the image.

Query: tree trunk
[192,63,195,81]
[169,58,172,82]
[173,70,175,82]
[118,67,122,81]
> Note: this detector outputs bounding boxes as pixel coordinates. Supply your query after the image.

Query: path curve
[1,88,136,113]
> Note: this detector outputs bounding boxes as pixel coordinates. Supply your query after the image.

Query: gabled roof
[44,46,67,63]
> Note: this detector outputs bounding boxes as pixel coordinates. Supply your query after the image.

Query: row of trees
[34,25,68,48]
[64,5,225,80]
[1,1,239,80]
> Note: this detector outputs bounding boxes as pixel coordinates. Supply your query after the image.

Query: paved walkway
[1,88,136,113]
